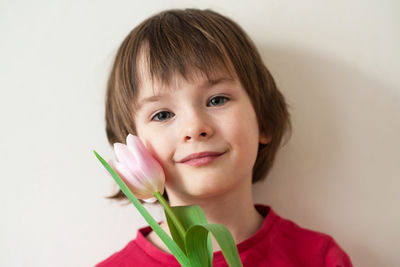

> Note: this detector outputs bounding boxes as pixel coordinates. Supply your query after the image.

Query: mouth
[178,151,226,167]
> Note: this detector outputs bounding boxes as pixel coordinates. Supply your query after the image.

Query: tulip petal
[114,143,142,174]
[142,197,157,203]
[126,135,154,168]
[114,161,154,199]
[110,134,166,200]
[126,134,165,190]
[109,159,147,198]
[114,143,135,164]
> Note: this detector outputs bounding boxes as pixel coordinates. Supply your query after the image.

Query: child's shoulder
[263,205,352,266]
[270,206,334,243]
[94,226,178,267]
[94,239,137,267]
[256,204,335,241]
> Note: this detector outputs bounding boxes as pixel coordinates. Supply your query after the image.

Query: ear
[259,132,272,144]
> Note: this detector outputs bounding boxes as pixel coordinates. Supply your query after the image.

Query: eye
[208,95,229,107]
[151,111,174,122]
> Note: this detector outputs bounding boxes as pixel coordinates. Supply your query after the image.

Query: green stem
[154,191,187,242]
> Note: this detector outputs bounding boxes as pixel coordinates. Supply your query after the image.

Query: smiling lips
[178,151,225,167]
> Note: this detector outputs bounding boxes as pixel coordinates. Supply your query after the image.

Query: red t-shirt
[96,204,353,266]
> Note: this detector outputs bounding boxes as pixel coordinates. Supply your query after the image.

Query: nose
[182,110,214,142]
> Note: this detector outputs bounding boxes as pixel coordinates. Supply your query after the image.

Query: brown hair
[104,8,292,201]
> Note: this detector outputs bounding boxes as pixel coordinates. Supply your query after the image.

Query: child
[97,8,353,266]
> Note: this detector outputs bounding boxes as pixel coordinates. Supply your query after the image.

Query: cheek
[141,138,167,163]
[225,106,260,143]
[225,107,260,161]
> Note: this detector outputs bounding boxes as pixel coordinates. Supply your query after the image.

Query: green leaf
[164,208,186,254]
[185,226,211,267]
[93,150,190,267]
[185,224,243,267]
[170,206,208,229]
[165,205,213,265]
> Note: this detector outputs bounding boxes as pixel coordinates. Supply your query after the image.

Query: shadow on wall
[253,44,399,267]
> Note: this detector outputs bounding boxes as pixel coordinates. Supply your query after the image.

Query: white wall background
[1,0,399,266]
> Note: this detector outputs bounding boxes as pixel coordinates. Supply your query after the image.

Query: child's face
[133,66,271,202]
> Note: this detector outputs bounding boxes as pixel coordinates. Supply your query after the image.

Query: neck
[165,178,264,251]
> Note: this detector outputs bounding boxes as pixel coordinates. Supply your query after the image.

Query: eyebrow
[136,76,234,111]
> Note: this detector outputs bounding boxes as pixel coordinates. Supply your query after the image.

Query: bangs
[135,9,236,88]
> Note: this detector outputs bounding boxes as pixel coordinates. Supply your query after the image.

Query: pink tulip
[109,134,165,201]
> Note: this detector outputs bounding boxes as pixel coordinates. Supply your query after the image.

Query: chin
[189,184,234,200]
